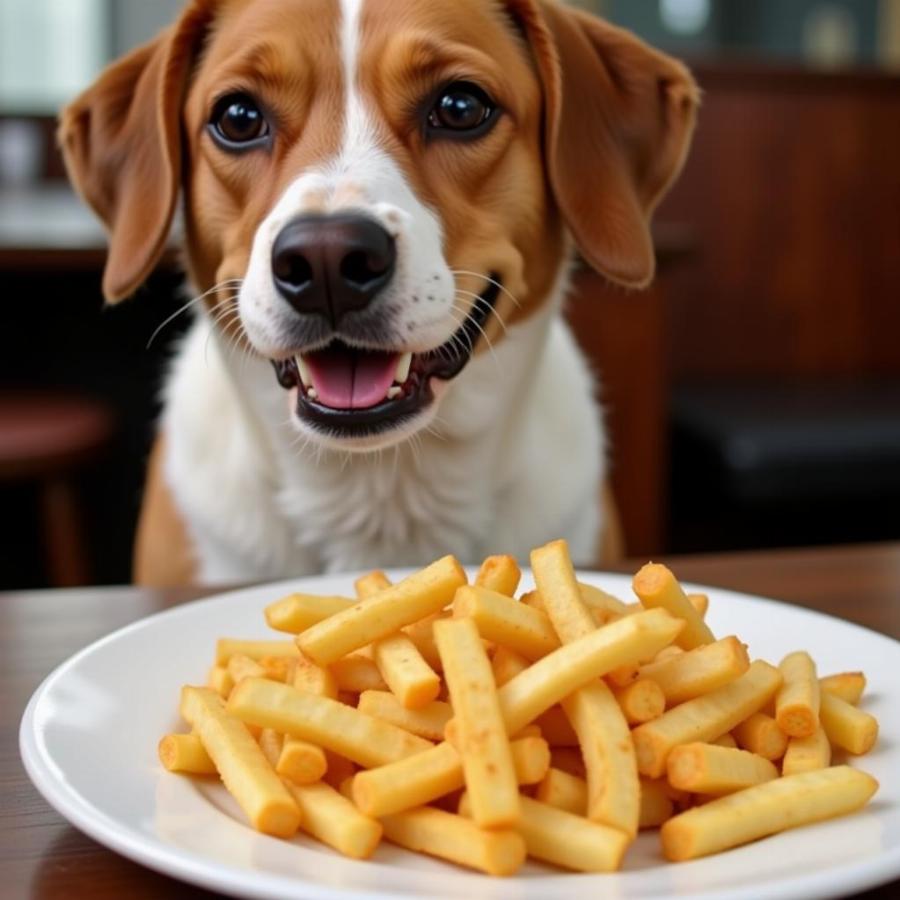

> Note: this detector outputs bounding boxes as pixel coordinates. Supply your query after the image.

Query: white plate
[20,571,900,900]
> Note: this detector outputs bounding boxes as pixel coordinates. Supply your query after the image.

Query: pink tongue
[305,347,399,410]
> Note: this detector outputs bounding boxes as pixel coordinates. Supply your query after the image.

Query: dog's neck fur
[161,262,599,582]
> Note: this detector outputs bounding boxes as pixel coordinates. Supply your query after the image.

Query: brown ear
[510,1,699,288]
[58,4,213,302]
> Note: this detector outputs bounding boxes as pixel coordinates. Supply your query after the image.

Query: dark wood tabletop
[2,542,898,899]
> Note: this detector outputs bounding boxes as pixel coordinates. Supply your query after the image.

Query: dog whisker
[453,288,510,334]
[147,280,243,349]
[451,270,522,309]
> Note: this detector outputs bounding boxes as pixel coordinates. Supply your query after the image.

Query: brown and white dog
[60,0,697,586]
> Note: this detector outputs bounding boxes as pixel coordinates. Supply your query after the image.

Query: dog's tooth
[295,355,313,387]
[307,387,318,401]
[395,352,413,385]
[386,386,402,400]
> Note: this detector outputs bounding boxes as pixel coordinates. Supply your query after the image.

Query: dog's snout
[271,214,396,325]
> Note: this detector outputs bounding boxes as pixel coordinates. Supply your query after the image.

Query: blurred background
[1,0,898,588]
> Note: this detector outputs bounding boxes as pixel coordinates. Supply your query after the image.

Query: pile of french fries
[160,539,880,876]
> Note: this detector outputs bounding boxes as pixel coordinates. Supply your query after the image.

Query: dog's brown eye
[428,82,496,136]
[209,93,269,148]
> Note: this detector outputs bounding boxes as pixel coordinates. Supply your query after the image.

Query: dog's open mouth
[273,278,501,435]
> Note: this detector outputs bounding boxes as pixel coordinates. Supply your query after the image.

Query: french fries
[661,767,878,861]
[180,686,301,837]
[162,546,880,878]
[434,617,519,829]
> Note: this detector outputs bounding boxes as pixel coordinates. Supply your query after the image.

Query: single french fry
[264,593,353,635]
[783,727,832,775]
[535,767,588,814]
[654,645,685,663]
[158,733,217,775]
[509,736,551,785]
[215,639,299,666]
[491,647,530,687]
[354,569,392,598]
[632,660,783,778]
[687,593,709,618]
[357,691,452,741]
[612,678,666,725]
[712,732,738,749]
[820,671,866,705]
[632,563,715,649]
[667,742,779,794]
[639,636,750,707]
[287,780,382,859]
[661,766,878,861]
[227,654,266,684]
[733,712,789,761]
[293,651,338,698]
[519,590,545,613]
[498,608,684,736]
[329,653,388,693]
[435,617,519,828]
[819,691,879,754]
[551,747,587,779]
[452,585,560,660]
[530,539,597,643]
[475,555,521,596]
[535,706,579,746]
[640,777,675,828]
[277,735,328,785]
[227,678,431,768]
[298,556,466,665]
[511,723,543,740]
[207,665,234,698]
[562,682,640,836]
[180,686,301,837]
[776,651,820,738]
[459,793,629,873]
[380,807,525,876]
[372,633,441,709]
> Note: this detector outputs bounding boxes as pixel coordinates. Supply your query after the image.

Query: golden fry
[298,556,466,665]
[215,639,299,666]
[293,651,338,698]
[819,691,878,754]
[640,778,675,828]
[612,678,666,725]
[207,665,234,698]
[227,678,431,768]
[632,563,715,649]
[354,570,392,598]
[357,690,452,741]
[530,539,597,643]
[474,555,521,597]
[639,636,750,707]
[776,651,820,738]
[733,712,789,761]
[452,585,560,660]
[535,767,587,814]
[264,594,353,635]
[329,653,388,693]
[820,671,866,705]
[372,633,441,709]
[661,766,878,861]
[667,742,779,794]
[434,617,519,829]
[491,647,530,687]
[180,686,301,837]
[380,807,525,876]
[158,733,217,775]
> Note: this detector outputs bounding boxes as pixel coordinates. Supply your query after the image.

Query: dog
[60,0,697,586]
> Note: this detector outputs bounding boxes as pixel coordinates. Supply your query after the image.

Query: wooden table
[3,543,898,898]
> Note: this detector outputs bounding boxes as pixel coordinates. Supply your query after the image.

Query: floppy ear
[510,1,699,288]
[58,3,214,302]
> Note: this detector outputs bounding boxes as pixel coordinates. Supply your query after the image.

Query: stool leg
[40,478,90,587]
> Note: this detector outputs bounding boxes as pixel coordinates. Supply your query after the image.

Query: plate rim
[19,571,900,900]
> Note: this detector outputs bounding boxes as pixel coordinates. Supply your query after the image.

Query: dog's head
[61,0,696,450]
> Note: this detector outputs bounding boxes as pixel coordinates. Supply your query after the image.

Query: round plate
[20,571,900,900]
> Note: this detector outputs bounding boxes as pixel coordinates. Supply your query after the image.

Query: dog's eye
[427,82,496,136]
[209,93,270,148]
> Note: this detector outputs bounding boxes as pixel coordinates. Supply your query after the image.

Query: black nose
[271,213,396,325]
